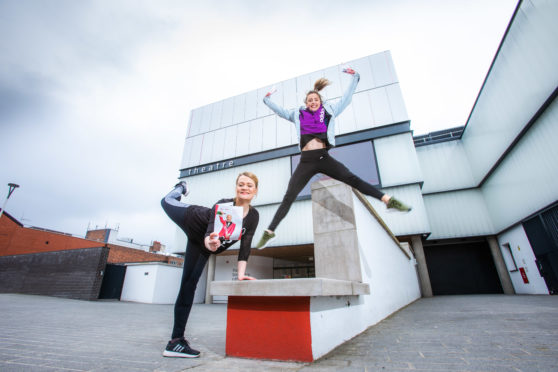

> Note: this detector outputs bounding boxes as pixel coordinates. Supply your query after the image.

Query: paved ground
[0,293,557,372]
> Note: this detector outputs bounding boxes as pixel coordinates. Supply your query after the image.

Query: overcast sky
[0,0,518,251]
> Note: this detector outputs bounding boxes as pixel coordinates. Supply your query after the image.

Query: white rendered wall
[423,189,495,240]
[481,98,558,232]
[416,140,476,194]
[497,224,549,294]
[121,263,182,304]
[461,0,558,184]
[309,191,420,360]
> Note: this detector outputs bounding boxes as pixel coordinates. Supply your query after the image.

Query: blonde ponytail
[313,78,331,92]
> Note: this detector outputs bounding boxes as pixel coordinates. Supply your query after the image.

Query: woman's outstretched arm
[263,87,297,123]
[330,68,360,116]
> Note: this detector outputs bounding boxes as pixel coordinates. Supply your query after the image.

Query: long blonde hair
[305,78,331,104]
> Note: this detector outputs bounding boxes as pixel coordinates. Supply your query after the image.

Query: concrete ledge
[210,278,370,297]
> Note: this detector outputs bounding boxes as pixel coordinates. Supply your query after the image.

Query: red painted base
[226,296,313,362]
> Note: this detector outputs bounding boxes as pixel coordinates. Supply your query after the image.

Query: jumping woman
[161,172,259,358]
[256,68,411,249]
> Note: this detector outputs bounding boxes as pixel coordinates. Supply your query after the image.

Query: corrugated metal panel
[423,190,495,240]
[416,140,476,194]
[462,0,558,184]
[374,133,423,188]
[362,184,430,236]
[483,98,558,232]
[182,157,291,208]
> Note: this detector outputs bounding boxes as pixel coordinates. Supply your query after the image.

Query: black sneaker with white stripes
[162,337,200,358]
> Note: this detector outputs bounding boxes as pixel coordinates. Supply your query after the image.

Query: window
[290,141,380,199]
[501,243,518,272]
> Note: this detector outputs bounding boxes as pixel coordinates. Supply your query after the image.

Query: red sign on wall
[519,267,529,284]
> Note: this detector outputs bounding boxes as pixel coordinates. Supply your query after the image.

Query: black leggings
[161,187,210,340]
[268,148,385,231]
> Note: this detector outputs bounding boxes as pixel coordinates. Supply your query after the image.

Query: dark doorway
[523,204,558,294]
[99,264,126,299]
[424,240,503,295]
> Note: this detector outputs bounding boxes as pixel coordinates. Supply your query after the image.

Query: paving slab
[0,294,557,371]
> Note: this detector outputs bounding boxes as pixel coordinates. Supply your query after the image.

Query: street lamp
[0,183,20,219]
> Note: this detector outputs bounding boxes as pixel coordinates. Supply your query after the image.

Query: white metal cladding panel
[296,74,312,104]
[462,0,558,184]
[201,105,212,134]
[244,90,258,123]
[348,56,375,91]
[374,133,423,188]
[181,135,203,168]
[369,52,398,87]
[212,128,226,162]
[254,200,314,247]
[199,131,215,164]
[222,126,237,159]
[276,117,293,148]
[248,119,264,154]
[323,66,342,98]
[209,101,222,131]
[482,98,558,232]
[336,104,357,135]
[220,97,234,128]
[180,137,194,170]
[369,88,392,127]
[235,122,251,158]
[363,184,430,236]
[385,84,409,123]
[261,115,277,151]
[232,94,245,125]
[416,140,476,194]
[351,91,374,130]
[423,190,495,240]
[188,108,203,137]
[257,84,274,117]
[180,157,292,208]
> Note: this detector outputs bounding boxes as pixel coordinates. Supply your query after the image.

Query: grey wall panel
[199,131,215,164]
[369,51,397,87]
[209,101,223,131]
[244,90,258,123]
[261,115,277,151]
[254,200,314,247]
[235,122,251,158]
[249,119,264,154]
[462,0,558,184]
[374,133,423,188]
[369,87,393,127]
[385,84,409,123]
[223,126,237,159]
[232,94,245,125]
[423,190,495,240]
[482,98,558,232]
[220,97,234,128]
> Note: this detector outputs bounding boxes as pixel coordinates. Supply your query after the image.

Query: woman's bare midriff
[302,138,326,151]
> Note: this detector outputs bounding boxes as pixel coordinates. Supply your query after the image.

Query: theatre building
[171,0,558,302]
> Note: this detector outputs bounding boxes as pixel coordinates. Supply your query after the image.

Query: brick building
[0,210,183,300]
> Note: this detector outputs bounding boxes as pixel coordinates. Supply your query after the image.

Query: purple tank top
[300,106,327,134]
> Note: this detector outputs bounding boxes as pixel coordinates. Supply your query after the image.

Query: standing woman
[160,172,259,358]
[256,68,411,249]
